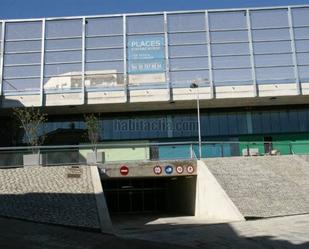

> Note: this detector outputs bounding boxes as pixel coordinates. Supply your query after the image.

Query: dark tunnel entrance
[102,176,197,216]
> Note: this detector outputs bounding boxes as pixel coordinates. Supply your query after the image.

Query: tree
[13,107,47,153]
[84,113,101,154]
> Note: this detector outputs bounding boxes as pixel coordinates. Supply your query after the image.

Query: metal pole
[196,86,202,159]
[81,17,86,104]
[40,19,46,106]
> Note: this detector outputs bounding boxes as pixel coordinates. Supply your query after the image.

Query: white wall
[195,160,245,221]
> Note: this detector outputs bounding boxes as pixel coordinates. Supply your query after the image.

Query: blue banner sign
[128,36,165,74]
[128,59,165,74]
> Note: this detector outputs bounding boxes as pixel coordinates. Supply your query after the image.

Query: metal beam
[1,4,309,23]
[164,12,172,100]
[246,9,258,97]
[0,22,5,97]
[81,17,86,104]
[123,14,128,102]
[205,11,214,98]
[288,7,301,95]
[39,19,46,105]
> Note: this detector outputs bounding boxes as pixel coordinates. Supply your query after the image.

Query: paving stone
[204,155,309,218]
[0,166,100,229]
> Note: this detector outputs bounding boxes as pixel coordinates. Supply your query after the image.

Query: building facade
[1,5,309,158]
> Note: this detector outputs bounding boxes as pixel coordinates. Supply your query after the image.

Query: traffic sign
[120,165,129,176]
[164,165,173,174]
[153,165,162,175]
[186,165,194,174]
[176,166,184,174]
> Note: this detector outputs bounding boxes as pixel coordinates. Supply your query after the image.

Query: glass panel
[250,9,289,28]
[86,36,123,48]
[6,21,42,40]
[46,19,82,38]
[3,78,40,91]
[292,27,309,39]
[255,54,293,67]
[85,73,124,88]
[253,41,291,54]
[45,50,82,63]
[4,52,41,65]
[213,68,252,84]
[86,17,123,36]
[256,67,295,82]
[252,28,290,41]
[211,43,249,56]
[170,70,209,86]
[295,40,309,52]
[209,11,247,30]
[85,61,124,73]
[44,63,82,76]
[212,55,250,68]
[297,53,309,65]
[3,65,41,78]
[292,7,309,27]
[169,44,207,57]
[211,30,248,43]
[86,48,123,61]
[44,75,82,90]
[45,38,82,50]
[5,40,41,52]
[168,13,206,32]
[127,15,164,34]
[170,57,208,70]
[298,65,309,81]
[168,32,206,45]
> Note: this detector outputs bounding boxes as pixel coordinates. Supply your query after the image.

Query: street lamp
[190,81,202,159]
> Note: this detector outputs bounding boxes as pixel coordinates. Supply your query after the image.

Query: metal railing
[0,140,307,167]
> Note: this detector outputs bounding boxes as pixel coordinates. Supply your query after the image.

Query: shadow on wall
[0,192,100,230]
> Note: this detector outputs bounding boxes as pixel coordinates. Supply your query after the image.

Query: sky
[1,0,309,19]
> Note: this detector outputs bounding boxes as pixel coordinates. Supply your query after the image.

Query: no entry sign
[120,165,129,176]
[153,165,162,175]
[176,166,184,174]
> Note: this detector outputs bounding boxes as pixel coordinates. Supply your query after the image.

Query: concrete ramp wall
[203,155,309,218]
[195,160,244,221]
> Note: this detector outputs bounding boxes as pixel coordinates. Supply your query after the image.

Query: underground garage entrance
[102,176,197,216]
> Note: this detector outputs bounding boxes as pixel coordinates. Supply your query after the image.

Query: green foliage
[12,107,47,149]
[84,113,101,152]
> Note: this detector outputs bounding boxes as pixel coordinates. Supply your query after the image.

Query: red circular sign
[176,166,184,174]
[186,165,195,174]
[120,165,129,176]
[153,165,162,175]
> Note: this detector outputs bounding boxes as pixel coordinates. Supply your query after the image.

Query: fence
[0,140,307,167]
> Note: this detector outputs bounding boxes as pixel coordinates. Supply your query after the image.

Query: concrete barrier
[90,166,113,234]
[195,160,245,221]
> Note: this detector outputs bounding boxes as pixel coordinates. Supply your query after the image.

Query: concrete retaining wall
[195,160,244,221]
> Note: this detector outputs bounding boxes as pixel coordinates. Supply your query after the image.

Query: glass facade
[2,106,309,147]
[0,5,309,95]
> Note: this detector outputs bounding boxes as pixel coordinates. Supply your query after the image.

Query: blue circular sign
[164,165,173,174]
